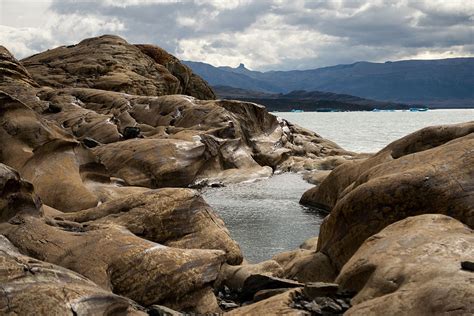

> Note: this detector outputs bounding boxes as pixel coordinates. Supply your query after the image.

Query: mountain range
[184,58,474,108]
[213,86,409,111]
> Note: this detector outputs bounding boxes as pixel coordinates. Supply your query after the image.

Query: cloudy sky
[0,0,473,70]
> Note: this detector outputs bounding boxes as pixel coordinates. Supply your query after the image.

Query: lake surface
[203,109,474,262]
[202,173,323,263]
[278,109,474,152]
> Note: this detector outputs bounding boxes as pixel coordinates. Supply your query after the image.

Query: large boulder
[215,260,283,291]
[1,215,225,312]
[0,235,146,315]
[22,35,215,100]
[59,188,243,264]
[337,214,474,315]
[272,249,337,283]
[301,122,474,270]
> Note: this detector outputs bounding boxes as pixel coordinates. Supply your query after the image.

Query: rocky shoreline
[0,35,473,315]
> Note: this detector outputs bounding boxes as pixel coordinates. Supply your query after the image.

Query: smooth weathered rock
[299,236,319,251]
[148,305,183,316]
[60,188,243,264]
[337,214,474,315]
[215,260,283,291]
[0,91,136,212]
[136,44,216,100]
[302,170,332,185]
[301,122,474,270]
[241,275,303,300]
[26,87,350,188]
[22,35,182,96]
[22,35,215,100]
[272,249,337,283]
[0,46,38,87]
[3,41,353,194]
[0,163,41,222]
[226,289,308,315]
[1,215,226,309]
[160,286,221,314]
[0,91,73,170]
[0,235,146,315]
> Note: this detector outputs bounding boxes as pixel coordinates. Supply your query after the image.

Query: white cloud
[0,0,473,68]
[176,14,342,69]
[0,11,125,59]
[0,25,54,58]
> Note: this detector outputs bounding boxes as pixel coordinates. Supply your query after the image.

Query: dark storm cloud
[1,0,473,69]
[281,1,473,48]
[48,0,274,52]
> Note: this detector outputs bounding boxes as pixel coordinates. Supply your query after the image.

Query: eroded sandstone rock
[301,122,474,270]
[59,188,243,264]
[22,35,182,96]
[136,44,216,100]
[0,38,361,314]
[225,289,307,315]
[272,249,337,283]
[1,215,226,310]
[0,235,146,316]
[337,214,474,315]
[215,260,283,291]
[0,163,41,222]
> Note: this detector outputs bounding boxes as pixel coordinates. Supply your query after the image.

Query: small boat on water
[291,109,304,113]
[409,107,429,112]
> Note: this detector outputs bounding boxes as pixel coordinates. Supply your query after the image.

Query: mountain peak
[237,63,246,69]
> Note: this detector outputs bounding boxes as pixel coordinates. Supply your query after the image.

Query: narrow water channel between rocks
[202,173,326,263]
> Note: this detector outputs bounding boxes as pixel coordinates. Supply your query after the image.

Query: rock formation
[0,35,355,313]
[338,214,474,315]
[2,33,470,315]
[301,122,474,270]
[136,44,216,100]
[260,122,474,315]
[0,235,147,315]
[22,35,215,100]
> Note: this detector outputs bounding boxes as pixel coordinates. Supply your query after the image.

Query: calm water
[202,173,324,263]
[203,109,474,262]
[278,109,474,152]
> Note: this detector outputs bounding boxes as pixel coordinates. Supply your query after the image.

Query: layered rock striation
[3,33,470,315]
[22,35,215,100]
[0,35,355,314]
